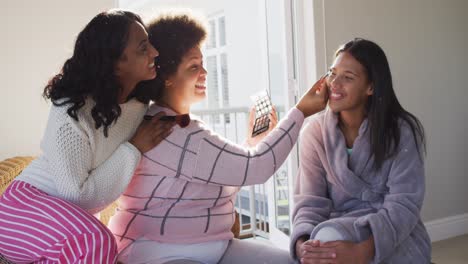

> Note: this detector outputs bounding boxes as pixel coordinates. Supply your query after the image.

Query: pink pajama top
[108,105,304,250]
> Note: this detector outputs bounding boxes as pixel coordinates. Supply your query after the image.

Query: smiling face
[326,51,373,114]
[162,46,207,113]
[115,21,159,102]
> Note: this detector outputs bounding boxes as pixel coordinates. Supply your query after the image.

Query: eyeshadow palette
[251,91,273,137]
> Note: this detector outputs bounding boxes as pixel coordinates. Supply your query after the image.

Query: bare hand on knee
[297,238,337,264]
[318,236,374,264]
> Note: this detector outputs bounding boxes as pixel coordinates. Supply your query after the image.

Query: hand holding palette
[250,90,273,137]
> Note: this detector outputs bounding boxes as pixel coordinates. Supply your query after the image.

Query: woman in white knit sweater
[0,9,174,263]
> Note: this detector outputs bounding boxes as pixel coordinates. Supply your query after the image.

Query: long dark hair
[336,38,425,169]
[43,10,150,136]
[140,12,207,100]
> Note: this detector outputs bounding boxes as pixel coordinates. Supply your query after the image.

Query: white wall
[0,0,115,160]
[305,0,468,223]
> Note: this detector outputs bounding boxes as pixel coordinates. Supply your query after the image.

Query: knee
[72,228,117,262]
[93,223,117,247]
[311,226,345,243]
[74,221,117,252]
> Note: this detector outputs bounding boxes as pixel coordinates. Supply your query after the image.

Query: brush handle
[143,115,176,121]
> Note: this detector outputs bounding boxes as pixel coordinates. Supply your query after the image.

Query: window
[204,14,230,124]
[205,55,220,123]
[220,53,230,123]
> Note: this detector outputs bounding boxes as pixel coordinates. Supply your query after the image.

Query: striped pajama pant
[0,181,117,264]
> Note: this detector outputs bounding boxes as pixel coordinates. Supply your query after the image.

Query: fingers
[267,109,278,131]
[267,115,277,130]
[149,120,174,144]
[247,106,256,136]
[249,106,255,126]
[131,112,176,153]
[151,119,175,136]
[150,111,166,123]
[303,240,321,247]
[142,111,166,122]
[300,254,337,264]
[312,77,328,95]
[318,241,343,248]
[318,80,329,97]
[145,112,175,143]
[302,244,336,253]
[302,241,336,253]
[151,125,174,145]
[270,106,278,123]
[146,112,175,130]
[300,256,337,264]
[311,75,326,90]
[298,240,337,264]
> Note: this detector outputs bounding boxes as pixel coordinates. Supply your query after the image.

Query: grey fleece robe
[290,109,431,263]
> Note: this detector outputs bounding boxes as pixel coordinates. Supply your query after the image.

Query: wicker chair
[0,156,240,263]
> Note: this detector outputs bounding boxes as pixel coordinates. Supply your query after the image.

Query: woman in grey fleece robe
[291,38,431,264]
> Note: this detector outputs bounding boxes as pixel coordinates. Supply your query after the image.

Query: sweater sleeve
[192,107,304,186]
[289,121,333,259]
[354,126,425,263]
[47,121,141,214]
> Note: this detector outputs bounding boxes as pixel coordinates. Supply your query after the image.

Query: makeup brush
[144,114,191,128]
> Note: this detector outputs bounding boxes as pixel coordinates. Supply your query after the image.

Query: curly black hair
[43,9,151,137]
[141,12,207,101]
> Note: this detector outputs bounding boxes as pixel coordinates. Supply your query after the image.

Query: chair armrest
[0,156,35,195]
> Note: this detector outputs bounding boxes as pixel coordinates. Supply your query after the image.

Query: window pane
[207,20,217,49]
[219,17,226,46]
[220,53,230,123]
[264,0,292,237]
[206,55,220,123]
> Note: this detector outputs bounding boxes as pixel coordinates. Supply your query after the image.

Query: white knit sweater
[16,98,147,214]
